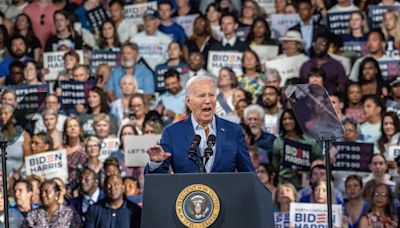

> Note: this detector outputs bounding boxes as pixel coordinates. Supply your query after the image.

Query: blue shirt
[107,64,155,98]
[300,21,313,54]
[191,115,216,173]
[0,56,32,83]
[159,89,186,115]
[255,131,276,163]
[158,22,187,45]
[85,200,141,228]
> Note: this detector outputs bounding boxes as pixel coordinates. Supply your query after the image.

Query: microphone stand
[0,140,9,228]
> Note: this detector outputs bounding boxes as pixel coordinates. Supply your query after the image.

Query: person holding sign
[108,0,138,44]
[377,112,400,166]
[273,182,298,212]
[146,75,254,173]
[343,175,368,228]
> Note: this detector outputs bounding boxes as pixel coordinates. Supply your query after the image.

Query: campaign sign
[60,80,94,109]
[327,11,355,35]
[386,100,400,119]
[282,139,312,171]
[270,14,300,38]
[250,45,279,63]
[124,134,161,167]
[89,50,121,75]
[207,51,243,77]
[290,203,342,228]
[99,138,120,161]
[173,14,199,37]
[88,6,108,34]
[367,5,400,29]
[265,55,303,86]
[43,51,84,81]
[25,150,69,183]
[154,64,190,91]
[11,84,49,113]
[378,60,400,81]
[256,0,276,15]
[124,2,158,24]
[388,145,400,161]
[342,41,368,57]
[274,212,290,228]
[332,142,373,172]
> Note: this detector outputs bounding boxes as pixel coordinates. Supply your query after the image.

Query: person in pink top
[23,0,59,48]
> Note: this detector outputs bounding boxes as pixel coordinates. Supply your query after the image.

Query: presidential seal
[176,184,220,228]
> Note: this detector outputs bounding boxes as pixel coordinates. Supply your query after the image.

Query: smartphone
[128,112,136,120]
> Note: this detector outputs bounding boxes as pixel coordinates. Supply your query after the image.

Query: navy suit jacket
[70,190,105,218]
[145,115,255,173]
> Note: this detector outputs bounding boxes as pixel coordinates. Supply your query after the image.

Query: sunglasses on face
[40,14,45,26]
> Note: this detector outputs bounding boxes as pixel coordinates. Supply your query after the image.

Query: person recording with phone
[145,75,254,173]
[119,94,148,135]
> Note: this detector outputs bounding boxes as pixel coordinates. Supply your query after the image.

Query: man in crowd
[158,0,186,45]
[9,179,36,227]
[146,76,254,173]
[34,95,67,133]
[107,42,155,100]
[85,175,141,228]
[70,168,105,222]
[260,86,282,136]
[244,104,276,163]
[300,33,347,94]
[131,9,172,71]
[72,64,90,82]
[109,0,138,43]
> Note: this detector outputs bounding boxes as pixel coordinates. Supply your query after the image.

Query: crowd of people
[0,0,399,227]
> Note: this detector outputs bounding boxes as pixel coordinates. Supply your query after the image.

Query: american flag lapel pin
[221,128,225,132]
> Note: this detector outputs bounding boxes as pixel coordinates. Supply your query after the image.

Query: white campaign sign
[25,150,69,183]
[290,203,342,228]
[124,134,161,167]
[388,145,400,161]
[207,51,243,77]
[99,138,120,161]
[43,50,84,81]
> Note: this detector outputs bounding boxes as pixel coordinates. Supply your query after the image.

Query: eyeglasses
[256,169,267,174]
[40,14,45,26]
[374,192,388,198]
[31,141,44,146]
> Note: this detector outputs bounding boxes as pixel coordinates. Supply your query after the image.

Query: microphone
[188,135,201,159]
[204,134,216,159]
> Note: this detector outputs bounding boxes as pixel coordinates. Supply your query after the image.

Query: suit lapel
[212,116,226,171]
[182,116,198,169]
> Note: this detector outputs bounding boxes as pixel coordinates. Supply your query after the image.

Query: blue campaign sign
[367,5,400,29]
[378,60,400,82]
[327,11,355,35]
[154,63,189,91]
[11,84,49,113]
[342,41,368,57]
[60,80,95,109]
[332,141,373,172]
[282,139,312,171]
[386,100,400,119]
[87,6,108,34]
[89,50,121,76]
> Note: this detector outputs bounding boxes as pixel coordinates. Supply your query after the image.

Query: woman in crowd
[93,113,117,141]
[53,177,67,204]
[215,67,237,116]
[45,9,83,52]
[357,57,387,97]
[311,179,336,204]
[363,154,395,199]
[30,132,53,154]
[98,19,121,51]
[79,87,118,137]
[58,50,80,81]
[0,104,31,174]
[13,14,41,62]
[183,15,215,59]
[43,109,62,150]
[84,136,104,175]
[173,0,198,17]
[382,10,400,51]
[341,11,369,43]
[238,0,263,40]
[343,175,368,228]
[62,117,88,193]
[23,179,81,227]
[23,60,42,85]
[155,41,189,77]
[245,17,277,46]
[343,118,361,142]
[1,88,17,107]
[237,50,265,100]
[110,75,138,125]
[26,175,42,207]
[256,163,276,193]
[345,82,366,124]
[273,182,298,212]
[120,94,148,135]
[206,3,223,41]
[360,95,383,143]
[359,183,397,228]
[0,25,9,62]
[378,112,400,156]
[272,109,321,189]
[142,119,164,135]
[124,177,143,206]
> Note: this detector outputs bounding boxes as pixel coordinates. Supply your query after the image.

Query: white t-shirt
[328,4,359,13]
[360,121,381,143]
[117,18,138,44]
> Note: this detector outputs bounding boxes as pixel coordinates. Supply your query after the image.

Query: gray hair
[120,75,138,92]
[186,75,216,98]
[265,68,281,81]
[243,104,265,120]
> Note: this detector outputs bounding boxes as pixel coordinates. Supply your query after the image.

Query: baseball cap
[390,76,400,87]
[143,9,159,20]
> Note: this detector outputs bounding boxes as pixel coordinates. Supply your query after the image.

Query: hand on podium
[147,145,171,162]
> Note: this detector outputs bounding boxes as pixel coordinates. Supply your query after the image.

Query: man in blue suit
[146,75,255,173]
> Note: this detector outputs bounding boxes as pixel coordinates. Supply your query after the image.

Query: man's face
[391,84,400,99]
[282,41,300,56]
[144,17,160,35]
[313,37,329,57]
[73,67,89,81]
[110,3,124,22]
[159,4,173,21]
[81,171,97,194]
[310,167,326,184]
[10,66,24,85]
[105,175,124,201]
[45,95,60,111]
[165,76,182,95]
[11,39,26,59]
[14,183,32,207]
[329,96,343,115]
[188,53,203,71]
[245,111,263,135]
[298,2,312,22]
[122,46,138,62]
[369,155,387,177]
[367,32,385,54]
[186,79,216,125]
[262,88,278,108]
[220,16,237,37]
